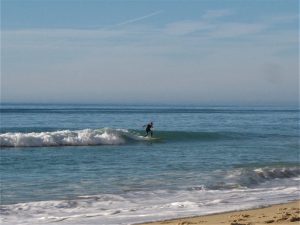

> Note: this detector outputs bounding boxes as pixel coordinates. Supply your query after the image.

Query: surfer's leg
[150,131,153,137]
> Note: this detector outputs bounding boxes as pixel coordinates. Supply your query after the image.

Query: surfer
[143,122,153,137]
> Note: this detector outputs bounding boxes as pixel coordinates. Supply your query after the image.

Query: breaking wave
[206,166,300,190]
[1,183,299,225]
[0,128,146,147]
[0,128,242,148]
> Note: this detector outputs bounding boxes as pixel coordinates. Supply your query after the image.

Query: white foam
[0,129,145,147]
[222,167,300,188]
[1,184,299,225]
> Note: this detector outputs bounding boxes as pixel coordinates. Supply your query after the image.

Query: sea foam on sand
[140,200,300,225]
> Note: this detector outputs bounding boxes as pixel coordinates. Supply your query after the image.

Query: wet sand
[139,200,300,225]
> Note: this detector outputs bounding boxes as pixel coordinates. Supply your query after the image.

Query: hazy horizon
[1,101,298,108]
[1,0,299,106]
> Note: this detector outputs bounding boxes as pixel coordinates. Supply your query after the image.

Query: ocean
[0,104,299,225]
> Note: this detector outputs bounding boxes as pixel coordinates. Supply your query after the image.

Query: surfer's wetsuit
[145,123,153,137]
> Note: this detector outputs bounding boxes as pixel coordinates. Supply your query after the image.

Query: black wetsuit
[145,124,153,137]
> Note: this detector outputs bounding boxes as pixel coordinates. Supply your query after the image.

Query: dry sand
[139,200,300,225]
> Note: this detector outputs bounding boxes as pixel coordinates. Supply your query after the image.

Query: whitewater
[1,166,299,225]
[0,128,144,147]
[1,104,299,225]
[0,128,250,147]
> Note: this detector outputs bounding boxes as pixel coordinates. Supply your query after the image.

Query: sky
[1,0,299,105]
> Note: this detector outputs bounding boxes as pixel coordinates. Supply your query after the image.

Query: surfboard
[144,136,161,141]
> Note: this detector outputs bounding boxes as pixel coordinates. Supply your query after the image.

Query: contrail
[116,10,163,26]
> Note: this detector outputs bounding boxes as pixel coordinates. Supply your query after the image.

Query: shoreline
[138,200,300,225]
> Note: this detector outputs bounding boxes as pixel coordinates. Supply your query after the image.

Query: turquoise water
[0,104,299,225]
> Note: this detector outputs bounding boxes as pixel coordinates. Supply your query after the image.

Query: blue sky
[1,0,299,105]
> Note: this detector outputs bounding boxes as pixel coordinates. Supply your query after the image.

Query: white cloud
[163,9,233,36]
[164,20,267,38]
[268,14,299,24]
[209,22,267,38]
[202,9,233,20]
[164,21,213,35]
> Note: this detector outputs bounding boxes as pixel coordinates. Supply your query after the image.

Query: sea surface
[0,104,299,225]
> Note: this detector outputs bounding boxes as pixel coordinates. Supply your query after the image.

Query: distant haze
[1,0,299,106]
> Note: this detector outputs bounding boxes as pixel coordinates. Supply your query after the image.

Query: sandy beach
[139,200,300,225]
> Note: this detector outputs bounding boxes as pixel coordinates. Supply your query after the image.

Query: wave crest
[211,167,300,189]
[0,128,144,147]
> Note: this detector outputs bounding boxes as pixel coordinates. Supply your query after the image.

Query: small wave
[209,166,300,190]
[0,128,292,148]
[0,129,242,148]
[0,128,145,147]
[150,130,233,141]
[187,167,300,193]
